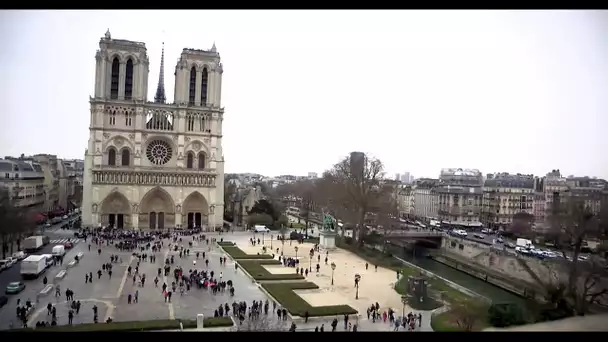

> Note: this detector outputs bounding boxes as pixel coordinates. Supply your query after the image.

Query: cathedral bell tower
[93,29,150,101]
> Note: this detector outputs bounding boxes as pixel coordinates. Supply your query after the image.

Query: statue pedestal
[320,230,337,250]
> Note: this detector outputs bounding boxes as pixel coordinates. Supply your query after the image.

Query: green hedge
[11,317,233,332]
[222,246,274,260]
[217,241,236,246]
[262,282,358,317]
[238,260,305,281]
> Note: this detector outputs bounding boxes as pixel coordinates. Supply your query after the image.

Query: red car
[64,242,74,249]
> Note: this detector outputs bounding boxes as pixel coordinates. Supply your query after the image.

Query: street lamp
[354,274,361,299]
[309,250,314,272]
[270,235,273,249]
[294,246,299,260]
[331,262,336,285]
[401,295,408,319]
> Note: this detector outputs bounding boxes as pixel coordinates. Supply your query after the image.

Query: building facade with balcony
[412,178,438,219]
[436,168,483,226]
[482,173,535,228]
[31,154,60,212]
[82,30,225,230]
[0,158,46,212]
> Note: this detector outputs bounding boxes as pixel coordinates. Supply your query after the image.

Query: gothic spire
[154,42,166,104]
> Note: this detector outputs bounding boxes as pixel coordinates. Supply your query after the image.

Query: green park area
[238,259,305,281]
[218,242,356,317]
[221,245,274,260]
[11,317,234,332]
[262,282,358,317]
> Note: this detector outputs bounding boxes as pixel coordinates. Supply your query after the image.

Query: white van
[252,225,270,233]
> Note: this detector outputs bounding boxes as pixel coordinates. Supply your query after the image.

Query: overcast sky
[1,10,607,179]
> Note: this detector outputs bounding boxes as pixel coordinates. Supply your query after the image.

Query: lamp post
[401,295,408,319]
[294,246,299,260]
[270,235,273,249]
[354,274,361,299]
[309,250,314,272]
[331,262,336,285]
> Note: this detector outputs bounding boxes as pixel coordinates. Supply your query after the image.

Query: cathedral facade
[82,30,225,230]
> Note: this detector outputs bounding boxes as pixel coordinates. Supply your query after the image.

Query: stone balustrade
[91,169,216,187]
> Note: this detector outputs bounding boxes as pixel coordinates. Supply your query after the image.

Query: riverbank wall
[433,236,548,302]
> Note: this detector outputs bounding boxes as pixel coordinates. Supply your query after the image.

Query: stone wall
[440,236,558,287]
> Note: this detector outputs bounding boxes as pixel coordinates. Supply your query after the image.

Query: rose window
[146,140,173,165]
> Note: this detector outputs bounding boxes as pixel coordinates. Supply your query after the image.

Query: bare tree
[373,183,401,251]
[234,315,287,331]
[326,153,386,246]
[293,180,317,238]
[451,300,489,331]
[518,194,608,316]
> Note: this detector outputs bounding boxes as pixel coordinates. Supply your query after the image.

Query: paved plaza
[221,232,435,331]
[0,231,435,331]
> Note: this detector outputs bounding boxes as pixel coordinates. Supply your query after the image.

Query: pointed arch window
[110,57,120,99]
[198,152,206,169]
[186,152,194,169]
[121,149,130,166]
[201,68,208,106]
[108,148,117,166]
[125,58,134,100]
[189,67,196,105]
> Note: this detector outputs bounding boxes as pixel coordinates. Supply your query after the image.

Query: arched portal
[100,191,131,229]
[139,187,175,229]
[182,191,208,229]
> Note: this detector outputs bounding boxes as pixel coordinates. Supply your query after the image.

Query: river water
[387,244,528,306]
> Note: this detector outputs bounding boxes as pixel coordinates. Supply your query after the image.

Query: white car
[578,255,589,261]
[12,251,26,260]
[62,215,68,220]
[452,229,468,237]
[0,259,10,270]
[473,233,486,239]
[252,226,270,233]
[481,228,492,234]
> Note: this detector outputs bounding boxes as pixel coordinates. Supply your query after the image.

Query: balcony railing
[92,169,216,187]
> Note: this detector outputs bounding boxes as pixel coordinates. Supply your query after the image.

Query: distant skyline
[2,10,607,179]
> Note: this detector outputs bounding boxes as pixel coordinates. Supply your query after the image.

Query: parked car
[496,237,504,243]
[64,242,74,249]
[473,233,486,239]
[0,295,7,308]
[481,228,492,234]
[6,257,17,267]
[12,251,27,260]
[5,281,26,294]
[0,259,10,271]
[505,242,516,249]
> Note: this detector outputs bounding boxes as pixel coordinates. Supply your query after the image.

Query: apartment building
[436,168,483,226]
[564,176,607,215]
[482,173,535,228]
[397,185,415,218]
[412,178,439,219]
[57,159,78,211]
[32,154,61,213]
[533,176,546,226]
[0,158,46,214]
